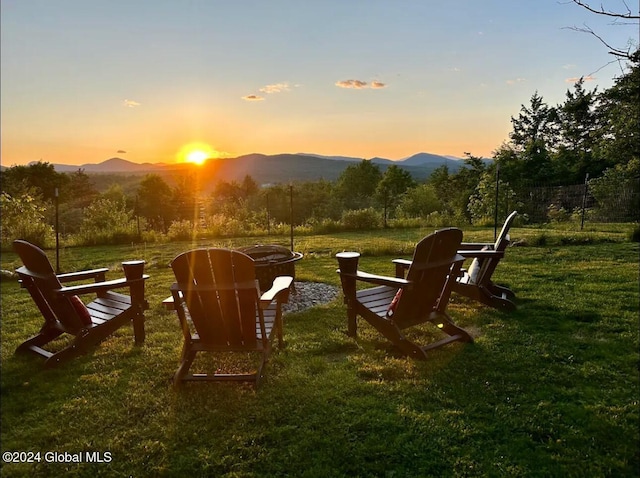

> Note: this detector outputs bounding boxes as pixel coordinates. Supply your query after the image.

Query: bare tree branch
[568,0,639,20]
[561,0,639,62]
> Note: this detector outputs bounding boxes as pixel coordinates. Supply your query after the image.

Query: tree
[503,93,557,185]
[0,192,54,248]
[0,161,68,202]
[137,174,175,232]
[375,165,416,227]
[396,184,441,219]
[65,169,98,207]
[335,160,382,210]
[79,197,137,245]
[595,52,640,168]
[172,174,199,223]
[555,78,602,181]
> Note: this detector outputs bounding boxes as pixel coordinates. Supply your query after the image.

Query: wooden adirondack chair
[393,212,518,311]
[453,210,518,311]
[166,248,293,387]
[337,228,473,360]
[13,240,148,368]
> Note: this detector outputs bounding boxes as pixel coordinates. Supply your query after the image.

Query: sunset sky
[1,1,635,167]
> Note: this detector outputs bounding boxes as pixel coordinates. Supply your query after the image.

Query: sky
[1,0,637,167]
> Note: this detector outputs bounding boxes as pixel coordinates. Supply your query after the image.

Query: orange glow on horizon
[177,142,219,165]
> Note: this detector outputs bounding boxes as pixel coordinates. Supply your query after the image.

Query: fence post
[55,187,60,274]
[266,192,270,235]
[494,162,500,242]
[581,173,589,230]
[289,185,294,251]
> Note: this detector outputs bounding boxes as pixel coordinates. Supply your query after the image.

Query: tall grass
[1,228,638,477]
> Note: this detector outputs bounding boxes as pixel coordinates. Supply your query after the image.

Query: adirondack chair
[13,240,148,368]
[337,228,473,360]
[453,210,518,310]
[393,212,518,311]
[166,248,293,387]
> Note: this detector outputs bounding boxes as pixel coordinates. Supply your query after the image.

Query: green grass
[1,226,638,477]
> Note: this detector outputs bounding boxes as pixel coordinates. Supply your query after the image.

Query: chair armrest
[459,242,494,251]
[458,250,504,259]
[392,259,411,269]
[389,255,466,272]
[55,275,149,296]
[260,276,293,309]
[57,268,109,283]
[340,270,410,289]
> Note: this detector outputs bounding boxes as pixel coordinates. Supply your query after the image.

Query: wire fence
[497,178,639,226]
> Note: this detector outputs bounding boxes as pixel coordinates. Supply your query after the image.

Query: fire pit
[237,244,303,291]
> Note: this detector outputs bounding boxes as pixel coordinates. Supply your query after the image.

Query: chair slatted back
[13,240,84,332]
[170,249,262,348]
[494,211,518,252]
[394,228,463,323]
[476,211,518,284]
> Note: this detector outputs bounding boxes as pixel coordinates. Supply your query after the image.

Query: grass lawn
[1,225,638,477]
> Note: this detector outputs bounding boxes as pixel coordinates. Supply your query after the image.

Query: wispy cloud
[506,78,526,85]
[565,75,596,83]
[123,99,141,108]
[563,64,576,70]
[116,150,127,154]
[335,79,387,89]
[335,79,368,89]
[259,82,291,94]
[242,94,265,101]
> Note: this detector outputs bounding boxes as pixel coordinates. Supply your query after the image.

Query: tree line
[1,54,638,249]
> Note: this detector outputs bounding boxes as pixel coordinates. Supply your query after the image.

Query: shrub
[547,203,571,223]
[0,192,54,249]
[167,220,197,241]
[78,198,138,245]
[341,208,382,230]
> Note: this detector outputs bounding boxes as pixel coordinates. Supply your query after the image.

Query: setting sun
[177,142,218,165]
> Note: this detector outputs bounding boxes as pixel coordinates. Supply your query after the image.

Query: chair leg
[15,327,64,358]
[132,313,146,345]
[347,306,357,337]
[173,345,196,386]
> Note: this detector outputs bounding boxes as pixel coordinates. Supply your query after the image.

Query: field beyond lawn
[1,226,638,477]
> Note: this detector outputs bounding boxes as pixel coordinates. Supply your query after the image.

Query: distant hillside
[13,152,468,191]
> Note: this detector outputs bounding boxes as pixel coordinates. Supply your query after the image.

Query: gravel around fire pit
[282,281,340,314]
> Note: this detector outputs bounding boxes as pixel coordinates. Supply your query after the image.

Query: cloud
[242,94,265,101]
[506,78,526,85]
[335,79,368,89]
[565,75,596,83]
[123,99,141,107]
[117,150,127,154]
[259,82,291,94]
[563,64,577,70]
[370,81,387,89]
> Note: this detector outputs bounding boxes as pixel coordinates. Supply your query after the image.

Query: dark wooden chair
[165,248,293,387]
[13,240,148,368]
[394,212,518,311]
[453,211,518,311]
[337,228,473,360]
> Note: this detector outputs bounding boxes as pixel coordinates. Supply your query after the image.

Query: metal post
[55,187,60,274]
[494,162,500,242]
[581,173,589,230]
[266,192,270,235]
[289,185,294,251]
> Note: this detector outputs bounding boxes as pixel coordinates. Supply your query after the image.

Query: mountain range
[22,152,470,185]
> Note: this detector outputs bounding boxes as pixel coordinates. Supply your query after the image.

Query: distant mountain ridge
[37,152,462,173]
[20,152,473,188]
